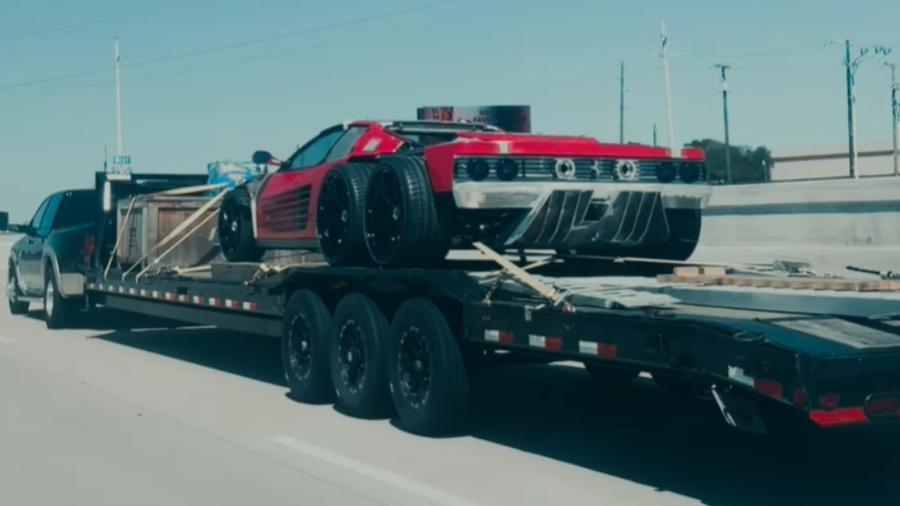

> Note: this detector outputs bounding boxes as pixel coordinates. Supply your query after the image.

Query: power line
[0,0,459,91]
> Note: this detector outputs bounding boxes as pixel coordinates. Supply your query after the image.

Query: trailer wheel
[7,268,29,315]
[364,156,442,267]
[317,164,373,266]
[44,274,76,329]
[330,293,391,418]
[388,298,469,435]
[282,290,335,403]
[219,188,264,263]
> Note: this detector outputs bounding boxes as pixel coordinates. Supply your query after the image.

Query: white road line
[271,435,479,506]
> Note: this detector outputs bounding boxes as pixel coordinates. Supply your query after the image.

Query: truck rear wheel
[219,188,264,263]
[330,293,391,418]
[364,157,442,267]
[282,290,334,403]
[44,274,76,329]
[388,298,469,435]
[317,164,373,266]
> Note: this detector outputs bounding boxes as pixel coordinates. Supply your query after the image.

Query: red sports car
[217,120,710,267]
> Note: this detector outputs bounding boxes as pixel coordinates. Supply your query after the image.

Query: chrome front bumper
[451,182,710,249]
[452,181,711,210]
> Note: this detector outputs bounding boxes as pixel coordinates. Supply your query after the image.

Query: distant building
[771,143,896,180]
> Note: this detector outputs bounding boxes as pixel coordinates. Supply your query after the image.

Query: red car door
[256,126,366,245]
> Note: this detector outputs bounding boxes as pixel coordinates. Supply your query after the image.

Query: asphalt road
[2,234,899,506]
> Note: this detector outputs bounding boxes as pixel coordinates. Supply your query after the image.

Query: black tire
[388,298,469,435]
[317,164,373,266]
[330,293,391,418]
[219,188,264,263]
[364,156,443,267]
[584,362,640,385]
[7,267,29,315]
[282,290,335,403]
[44,274,76,329]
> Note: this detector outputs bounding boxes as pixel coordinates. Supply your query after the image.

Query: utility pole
[844,40,860,178]
[652,123,658,146]
[618,60,625,143]
[887,62,899,176]
[714,64,732,183]
[660,21,676,154]
[114,38,124,156]
[835,40,893,178]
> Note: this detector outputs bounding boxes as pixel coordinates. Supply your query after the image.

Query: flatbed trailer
[84,257,900,436]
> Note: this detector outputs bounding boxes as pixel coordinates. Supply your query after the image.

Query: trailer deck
[85,258,900,435]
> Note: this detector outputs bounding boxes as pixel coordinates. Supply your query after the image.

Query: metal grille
[262,185,311,232]
[454,157,704,184]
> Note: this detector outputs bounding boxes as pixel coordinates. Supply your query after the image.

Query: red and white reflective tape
[242,301,257,311]
[484,329,514,344]
[192,295,203,305]
[528,334,563,351]
[728,365,784,400]
[225,299,239,310]
[208,297,220,307]
[177,294,188,303]
[164,292,175,301]
[578,340,618,358]
[89,280,259,312]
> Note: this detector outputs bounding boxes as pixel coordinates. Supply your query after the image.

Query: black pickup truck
[6,189,98,328]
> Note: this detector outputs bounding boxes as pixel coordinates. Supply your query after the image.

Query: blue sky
[1,0,898,220]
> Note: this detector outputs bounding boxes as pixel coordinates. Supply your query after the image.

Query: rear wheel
[317,164,373,266]
[44,274,76,329]
[330,293,391,418]
[282,290,334,403]
[7,268,29,315]
[219,188,263,262]
[364,157,443,267]
[388,298,469,435]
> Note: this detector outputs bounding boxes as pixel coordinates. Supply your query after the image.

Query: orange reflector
[753,378,783,400]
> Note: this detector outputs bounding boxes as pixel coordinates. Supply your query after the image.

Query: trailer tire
[330,293,391,418]
[44,274,76,329]
[219,188,264,263]
[364,156,442,267]
[317,164,373,266]
[282,290,335,403]
[388,297,469,435]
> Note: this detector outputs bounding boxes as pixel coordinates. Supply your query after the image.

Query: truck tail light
[81,235,96,266]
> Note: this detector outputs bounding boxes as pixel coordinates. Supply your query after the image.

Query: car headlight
[465,159,491,181]
[656,162,677,183]
[495,158,519,181]
[679,163,701,183]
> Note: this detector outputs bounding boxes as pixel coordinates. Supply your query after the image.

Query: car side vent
[296,185,311,230]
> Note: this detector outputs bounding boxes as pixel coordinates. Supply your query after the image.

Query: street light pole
[887,62,899,176]
[714,64,732,183]
[114,38,124,157]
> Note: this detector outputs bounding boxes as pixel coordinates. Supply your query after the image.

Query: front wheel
[388,298,469,435]
[7,268,29,315]
[219,189,264,263]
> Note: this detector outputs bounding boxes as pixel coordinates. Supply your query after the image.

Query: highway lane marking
[271,434,479,506]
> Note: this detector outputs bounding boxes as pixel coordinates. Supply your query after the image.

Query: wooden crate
[117,195,220,269]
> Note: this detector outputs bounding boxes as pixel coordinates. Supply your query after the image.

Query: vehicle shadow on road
[90,318,898,506]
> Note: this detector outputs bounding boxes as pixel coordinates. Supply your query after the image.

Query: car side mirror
[8,223,34,235]
[252,150,274,165]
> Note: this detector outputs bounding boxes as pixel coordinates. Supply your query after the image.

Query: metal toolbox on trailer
[116,195,220,268]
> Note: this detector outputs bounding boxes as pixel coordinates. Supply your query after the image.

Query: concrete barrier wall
[700,177,900,247]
